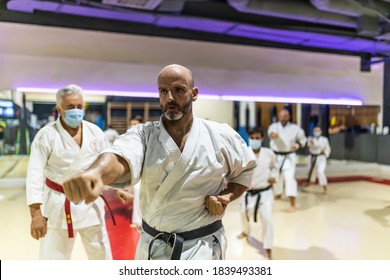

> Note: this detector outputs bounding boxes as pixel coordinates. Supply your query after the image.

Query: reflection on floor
[1,156,390,260]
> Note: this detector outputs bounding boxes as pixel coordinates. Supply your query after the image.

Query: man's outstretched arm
[63,153,130,204]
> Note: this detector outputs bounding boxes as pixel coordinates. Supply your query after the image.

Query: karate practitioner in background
[307,126,331,194]
[128,115,144,129]
[104,124,120,146]
[62,64,256,260]
[237,127,277,260]
[268,109,307,212]
[26,84,112,260]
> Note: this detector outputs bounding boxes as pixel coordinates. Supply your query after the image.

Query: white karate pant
[274,153,297,197]
[135,226,227,260]
[240,188,274,249]
[132,183,142,225]
[309,155,328,186]
[39,225,112,260]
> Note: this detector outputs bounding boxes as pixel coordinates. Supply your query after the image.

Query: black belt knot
[245,185,272,223]
[273,150,295,174]
[143,220,222,260]
[155,232,177,248]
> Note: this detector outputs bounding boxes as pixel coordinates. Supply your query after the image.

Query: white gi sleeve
[269,150,278,180]
[26,128,52,206]
[323,137,331,158]
[222,124,256,188]
[267,122,277,136]
[307,136,314,148]
[297,127,307,148]
[103,124,146,186]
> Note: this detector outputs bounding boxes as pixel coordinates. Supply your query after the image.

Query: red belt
[45,178,116,238]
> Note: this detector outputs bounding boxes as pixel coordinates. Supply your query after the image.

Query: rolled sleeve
[104,127,146,186]
[224,126,257,188]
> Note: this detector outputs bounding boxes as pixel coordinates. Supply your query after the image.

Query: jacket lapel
[148,117,200,214]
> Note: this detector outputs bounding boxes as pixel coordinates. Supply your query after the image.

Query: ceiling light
[15,87,363,105]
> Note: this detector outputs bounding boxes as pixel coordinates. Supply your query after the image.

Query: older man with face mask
[26,84,112,260]
[62,64,256,260]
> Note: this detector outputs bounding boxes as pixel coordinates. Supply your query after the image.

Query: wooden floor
[1,156,390,260]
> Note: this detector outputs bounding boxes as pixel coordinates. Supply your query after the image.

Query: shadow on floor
[364,205,390,228]
[247,236,338,260]
[274,186,352,213]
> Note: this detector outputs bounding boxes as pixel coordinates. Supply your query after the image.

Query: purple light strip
[220,95,363,105]
[15,87,363,105]
[16,87,159,98]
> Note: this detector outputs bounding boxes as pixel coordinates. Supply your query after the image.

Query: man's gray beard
[164,111,184,121]
[162,100,192,121]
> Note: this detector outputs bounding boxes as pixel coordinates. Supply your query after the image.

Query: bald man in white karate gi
[62,64,256,260]
[268,109,306,212]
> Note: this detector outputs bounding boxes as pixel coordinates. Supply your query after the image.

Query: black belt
[273,151,295,174]
[307,153,325,182]
[142,220,223,260]
[273,151,295,155]
[245,185,272,223]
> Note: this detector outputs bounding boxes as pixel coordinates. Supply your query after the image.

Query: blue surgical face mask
[63,108,85,128]
[249,139,262,150]
[313,131,321,137]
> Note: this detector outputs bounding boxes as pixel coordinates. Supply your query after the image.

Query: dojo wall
[0,21,384,127]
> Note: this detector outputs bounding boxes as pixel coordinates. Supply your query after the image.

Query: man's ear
[192,87,199,101]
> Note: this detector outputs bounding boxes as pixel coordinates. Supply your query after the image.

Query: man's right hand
[29,204,47,240]
[114,189,134,204]
[270,132,279,139]
[63,170,105,204]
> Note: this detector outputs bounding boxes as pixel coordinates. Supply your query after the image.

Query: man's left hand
[205,195,230,215]
[290,144,299,151]
[268,177,276,184]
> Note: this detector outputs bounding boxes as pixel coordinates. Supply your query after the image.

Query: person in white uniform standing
[26,84,112,260]
[237,127,277,260]
[104,125,120,146]
[62,64,256,260]
[307,126,331,193]
[268,109,307,212]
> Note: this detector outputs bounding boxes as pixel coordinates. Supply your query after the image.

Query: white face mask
[313,131,321,137]
[249,139,262,150]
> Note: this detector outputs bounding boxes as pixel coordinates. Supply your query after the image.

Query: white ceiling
[0,21,383,105]
[4,0,390,58]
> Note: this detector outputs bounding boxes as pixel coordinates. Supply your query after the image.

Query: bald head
[278,109,291,126]
[157,64,199,122]
[158,64,194,88]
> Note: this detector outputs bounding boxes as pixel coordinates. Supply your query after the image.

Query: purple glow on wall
[16,87,363,105]
[220,95,362,105]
